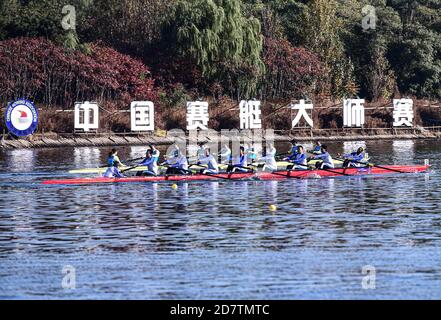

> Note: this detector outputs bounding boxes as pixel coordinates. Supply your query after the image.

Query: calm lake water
[0,139,440,299]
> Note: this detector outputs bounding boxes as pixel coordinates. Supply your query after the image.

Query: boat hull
[43,165,430,185]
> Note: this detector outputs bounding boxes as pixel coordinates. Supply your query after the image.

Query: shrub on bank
[0,37,158,133]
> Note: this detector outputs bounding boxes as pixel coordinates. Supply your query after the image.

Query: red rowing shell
[42,165,430,186]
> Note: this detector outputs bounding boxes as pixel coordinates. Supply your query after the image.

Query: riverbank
[1,127,441,150]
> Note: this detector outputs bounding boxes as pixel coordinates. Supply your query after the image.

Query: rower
[245,144,257,164]
[196,142,206,161]
[107,149,124,167]
[167,144,180,159]
[197,148,219,174]
[267,143,277,157]
[284,140,299,161]
[149,144,160,162]
[220,144,232,164]
[162,150,189,175]
[138,149,159,176]
[339,147,366,168]
[228,146,251,173]
[308,141,322,155]
[286,146,308,170]
[259,146,277,172]
[103,162,124,178]
[309,144,335,169]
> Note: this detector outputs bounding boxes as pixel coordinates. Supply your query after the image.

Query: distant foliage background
[1,0,441,132]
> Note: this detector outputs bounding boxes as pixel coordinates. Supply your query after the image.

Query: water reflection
[343,141,367,154]
[393,140,415,163]
[129,146,147,160]
[7,149,35,173]
[73,147,101,168]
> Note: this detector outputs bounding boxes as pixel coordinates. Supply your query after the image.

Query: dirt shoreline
[1,129,441,150]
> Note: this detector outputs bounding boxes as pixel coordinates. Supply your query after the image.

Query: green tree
[300,0,356,98]
[80,0,171,55]
[243,0,308,45]
[0,0,92,49]
[388,0,441,98]
[339,0,402,100]
[164,0,265,98]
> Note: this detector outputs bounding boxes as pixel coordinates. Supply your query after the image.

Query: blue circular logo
[5,99,39,136]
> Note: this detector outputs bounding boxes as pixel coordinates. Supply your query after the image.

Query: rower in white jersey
[103,162,124,178]
[309,144,335,169]
[197,148,219,174]
[259,144,277,172]
[196,142,206,161]
[219,144,232,164]
[162,150,189,175]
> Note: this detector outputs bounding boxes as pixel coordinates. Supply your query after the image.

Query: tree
[338,0,401,100]
[0,37,156,108]
[163,0,265,98]
[0,0,92,49]
[80,0,171,55]
[261,37,324,100]
[388,0,441,98]
[300,0,357,98]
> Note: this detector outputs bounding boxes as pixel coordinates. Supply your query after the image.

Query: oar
[186,163,234,180]
[161,163,194,176]
[336,158,405,174]
[199,171,238,180]
[271,169,308,179]
[121,165,142,173]
[126,157,144,163]
[275,152,289,160]
[318,167,351,176]
[188,163,205,169]
[230,165,255,173]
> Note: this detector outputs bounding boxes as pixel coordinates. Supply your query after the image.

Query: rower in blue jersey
[198,148,219,174]
[284,140,299,161]
[138,149,159,176]
[246,144,257,163]
[107,148,124,167]
[228,147,251,173]
[310,144,335,169]
[149,144,160,162]
[340,147,366,168]
[287,146,308,170]
[162,150,189,175]
[308,141,322,155]
[103,162,124,178]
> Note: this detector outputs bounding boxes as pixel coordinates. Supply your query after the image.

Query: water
[0,140,440,299]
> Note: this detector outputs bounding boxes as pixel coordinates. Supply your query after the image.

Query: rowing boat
[68,160,344,174]
[43,165,429,185]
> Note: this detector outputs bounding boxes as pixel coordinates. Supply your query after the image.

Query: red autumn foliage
[262,37,325,100]
[0,37,157,109]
